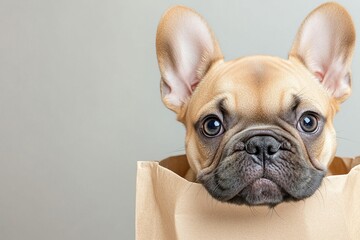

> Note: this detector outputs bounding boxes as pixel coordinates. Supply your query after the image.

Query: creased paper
[136,155,360,240]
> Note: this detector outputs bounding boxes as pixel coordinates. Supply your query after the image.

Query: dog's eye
[202,116,224,137]
[298,113,318,133]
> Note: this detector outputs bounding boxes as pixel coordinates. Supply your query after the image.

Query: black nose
[245,135,281,163]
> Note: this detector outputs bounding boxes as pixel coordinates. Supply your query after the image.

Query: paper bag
[136,155,360,240]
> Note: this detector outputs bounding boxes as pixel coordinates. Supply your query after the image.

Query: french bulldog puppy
[156,2,355,206]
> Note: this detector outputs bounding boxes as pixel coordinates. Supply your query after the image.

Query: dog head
[156,3,355,206]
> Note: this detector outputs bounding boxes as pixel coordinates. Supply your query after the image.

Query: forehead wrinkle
[281,94,302,121]
[292,83,331,115]
[291,94,301,112]
[189,94,228,122]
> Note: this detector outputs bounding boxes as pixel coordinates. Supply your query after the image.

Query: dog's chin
[228,178,291,207]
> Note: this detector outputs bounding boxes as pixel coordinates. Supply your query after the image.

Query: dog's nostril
[245,143,259,154]
[267,145,280,155]
[245,135,281,158]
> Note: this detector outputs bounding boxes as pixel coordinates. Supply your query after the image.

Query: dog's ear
[289,3,356,103]
[156,6,223,113]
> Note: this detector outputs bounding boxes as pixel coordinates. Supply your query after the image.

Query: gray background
[0,0,359,239]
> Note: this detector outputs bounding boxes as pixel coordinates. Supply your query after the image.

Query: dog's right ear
[156,6,223,114]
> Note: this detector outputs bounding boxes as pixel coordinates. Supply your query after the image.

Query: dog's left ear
[289,2,356,103]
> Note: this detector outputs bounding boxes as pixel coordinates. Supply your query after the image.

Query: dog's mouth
[199,155,325,207]
[195,126,329,207]
[197,130,326,207]
[228,178,291,206]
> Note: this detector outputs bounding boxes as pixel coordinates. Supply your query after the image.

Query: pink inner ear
[191,82,199,91]
[293,10,354,101]
[321,59,351,99]
[158,10,221,110]
[314,71,324,82]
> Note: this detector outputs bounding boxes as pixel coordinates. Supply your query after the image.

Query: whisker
[272,207,284,220]
[165,147,186,155]
[295,87,307,99]
[314,185,325,205]
[183,181,196,195]
[249,206,258,216]
[336,136,357,143]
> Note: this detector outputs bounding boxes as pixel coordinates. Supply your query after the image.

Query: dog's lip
[247,178,281,194]
[231,177,287,205]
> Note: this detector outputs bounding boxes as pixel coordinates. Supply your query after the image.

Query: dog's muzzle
[198,129,326,206]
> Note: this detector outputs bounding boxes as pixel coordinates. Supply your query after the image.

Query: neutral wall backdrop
[1,0,359,239]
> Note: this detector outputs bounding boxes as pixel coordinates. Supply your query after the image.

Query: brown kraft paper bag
[136,155,360,240]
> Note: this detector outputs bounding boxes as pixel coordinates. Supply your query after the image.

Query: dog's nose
[245,135,281,163]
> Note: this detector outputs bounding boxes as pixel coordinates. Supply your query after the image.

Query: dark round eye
[202,117,223,137]
[298,113,318,133]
